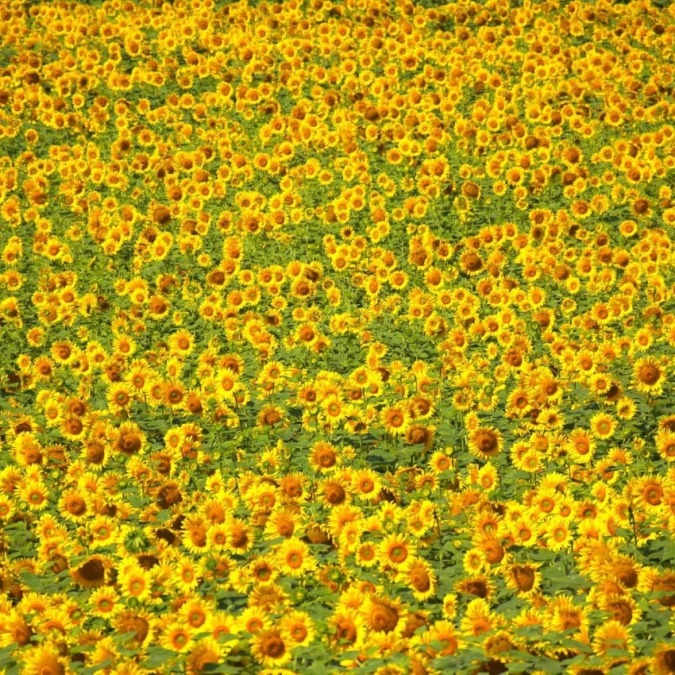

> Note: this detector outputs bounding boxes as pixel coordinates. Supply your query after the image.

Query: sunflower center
[639,364,661,385]
[262,635,285,658]
[67,497,86,515]
[389,413,404,427]
[389,545,407,563]
[513,566,535,591]
[173,633,188,648]
[411,569,431,591]
[645,486,663,505]
[369,603,399,632]
[287,552,303,569]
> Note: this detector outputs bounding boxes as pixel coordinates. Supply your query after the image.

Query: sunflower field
[0,0,674,672]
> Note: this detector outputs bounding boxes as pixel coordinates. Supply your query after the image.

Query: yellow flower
[616,397,637,420]
[168,328,195,356]
[351,468,382,501]
[279,611,315,647]
[546,516,573,552]
[20,480,49,511]
[633,356,666,394]
[58,488,90,521]
[361,595,405,636]
[504,562,541,596]
[89,587,120,618]
[379,534,416,570]
[655,429,675,462]
[380,404,410,435]
[160,623,194,653]
[460,598,500,638]
[468,426,504,460]
[276,537,316,577]
[401,556,436,600]
[592,619,633,658]
[566,428,595,464]
[589,412,616,439]
[107,382,134,412]
[21,643,67,675]
[251,629,292,668]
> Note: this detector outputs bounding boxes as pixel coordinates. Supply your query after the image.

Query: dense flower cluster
[0,0,674,672]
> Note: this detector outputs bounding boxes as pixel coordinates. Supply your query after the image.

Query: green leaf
[144,647,177,668]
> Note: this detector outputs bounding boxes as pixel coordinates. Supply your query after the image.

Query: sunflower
[632,475,665,509]
[468,426,504,460]
[379,534,416,570]
[186,637,223,674]
[20,480,49,511]
[182,516,210,554]
[215,368,239,401]
[160,623,194,653]
[179,598,212,632]
[279,610,315,648]
[248,582,288,613]
[58,488,89,521]
[207,523,230,551]
[257,405,285,429]
[589,412,616,439]
[112,422,145,456]
[546,516,573,552]
[656,430,675,462]
[51,340,77,365]
[174,558,200,594]
[401,557,436,601]
[276,537,315,577]
[506,388,531,418]
[89,586,120,618]
[421,619,460,657]
[592,620,633,658]
[598,593,642,627]
[362,595,404,636]
[546,594,590,635]
[352,468,382,501]
[114,610,154,648]
[20,643,66,675]
[251,629,292,668]
[210,611,240,643]
[380,404,410,436]
[320,394,348,427]
[264,509,298,540]
[428,450,453,475]
[112,334,137,359]
[238,605,272,637]
[355,541,379,568]
[164,380,187,409]
[460,598,500,638]
[503,562,541,596]
[633,356,666,393]
[456,573,496,601]
[652,643,675,675]
[477,463,498,491]
[616,397,637,420]
[566,428,596,464]
[0,495,14,521]
[459,250,484,276]
[225,518,254,555]
[107,382,134,413]
[309,441,340,472]
[404,423,435,450]
[72,556,107,589]
[168,328,195,356]
[32,356,54,381]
